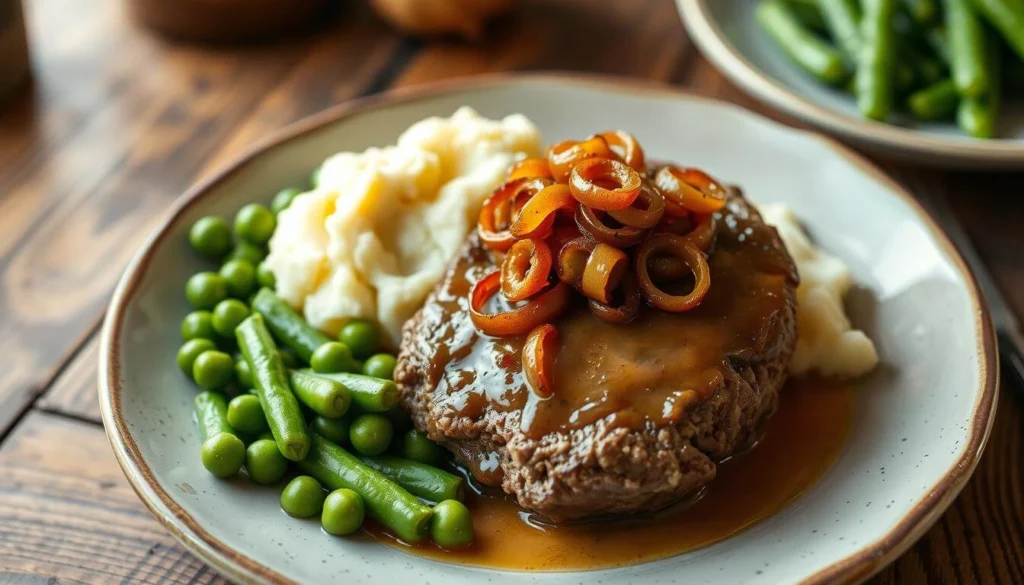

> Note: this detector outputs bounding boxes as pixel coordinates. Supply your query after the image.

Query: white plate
[100,74,998,585]
[677,0,1024,168]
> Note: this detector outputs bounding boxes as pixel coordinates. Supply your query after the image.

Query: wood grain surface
[1,0,1022,582]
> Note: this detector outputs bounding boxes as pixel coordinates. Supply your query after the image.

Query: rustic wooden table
[0,0,1021,583]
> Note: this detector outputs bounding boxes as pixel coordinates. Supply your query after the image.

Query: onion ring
[569,157,642,211]
[590,272,641,324]
[575,204,646,248]
[522,324,558,399]
[470,272,572,337]
[509,184,575,239]
[581,243,629,305]
[547,136,614,183]
[599,130,645,171]
[607,179,665,229]
[507,157,553,182]
[501,239,553,303]
[478,178,551,251]
[654,166,727,214]
[635,234,711,312]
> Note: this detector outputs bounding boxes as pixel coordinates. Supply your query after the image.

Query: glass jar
[0,0,30,100]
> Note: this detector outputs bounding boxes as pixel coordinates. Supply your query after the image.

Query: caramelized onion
[635,234,711,312]
[683,213,718,253]
[569,157,642,211]
[607,179,665,229]
[547,136,614,183]
[575,204,646,248]
[501,239,553,302]
[509,184,575,239]
[589,272,640,324]
[654,166,727,214]
[599,130,645,171]
[478,178,551,251]
[470,272,572,337]
[522,324,558,399]
[556,236,595,289]
[581,243,629,304]
[507,157,553,182]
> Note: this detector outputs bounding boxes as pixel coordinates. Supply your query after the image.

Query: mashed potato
[266,107,542,346]
[758,203,879,378]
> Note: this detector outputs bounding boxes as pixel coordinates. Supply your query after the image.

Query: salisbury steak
[395,189,799,522]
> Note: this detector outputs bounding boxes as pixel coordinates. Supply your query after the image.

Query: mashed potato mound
[266,107,541,346]
[758,203,879,378]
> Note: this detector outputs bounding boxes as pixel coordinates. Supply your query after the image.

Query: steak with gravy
[395,188,799,522]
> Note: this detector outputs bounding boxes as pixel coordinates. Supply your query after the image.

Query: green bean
[945,0,991,97]
[359,456,464,503]
[236,314,310,461]
[856,0,898,120]
[815,0,862,61]
[781,0,828,32]
[970,0,1024,61]
[289,370,351,419]
[958,35,1001,138]
[902,0,939,24]
[300,370,398,413]
[907,78,960,119]
[297,434,433,543]
[194,391,245,478]
[925,26,952,64]
[251,288,331,363]
[757,0,849,85]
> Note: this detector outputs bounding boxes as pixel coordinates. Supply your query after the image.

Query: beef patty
[395,189,799,522]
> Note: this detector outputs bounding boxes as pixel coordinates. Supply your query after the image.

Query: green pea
[256,261,276,289]
[228,241,267,265]
[177,339,217,377]
[201,433,246,478]
[281,475,325,518]
[349,414,393,456]
[403,429,441,465]
[227,394,268,435]
[321,489,364,536]
[362,353,397,380]
[430,500,474,548]
[219,259,256,299]
[234,204,276,245]
[234,356,254,388]
[181,311,216,341]
[311,416,350,445]
[212,299,250,338]
[189,216,232,260]
[192,350,235,390]
[271,187,302,214]
[311,342,357,374]
[339,321,380,359]
[185,272,229,310]
[246,439,288,485]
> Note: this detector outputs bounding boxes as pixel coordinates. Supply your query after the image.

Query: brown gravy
[368,378,854,570]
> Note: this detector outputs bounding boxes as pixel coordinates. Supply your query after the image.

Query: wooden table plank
[0,411,228,584]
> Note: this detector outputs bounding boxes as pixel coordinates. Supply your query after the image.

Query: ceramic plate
[677,0,1024,168]
[99,74,998,585]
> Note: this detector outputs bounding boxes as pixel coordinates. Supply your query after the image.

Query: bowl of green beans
[678,0,1024,168]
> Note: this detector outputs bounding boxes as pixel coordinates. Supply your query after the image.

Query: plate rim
[97,72,999,585]
[676,0,1024,166]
